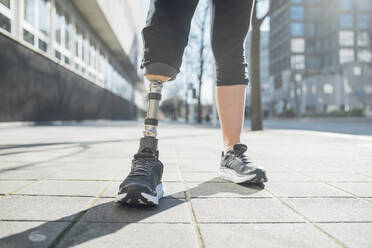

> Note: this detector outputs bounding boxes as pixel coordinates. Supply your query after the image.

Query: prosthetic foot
[117,76,168,206]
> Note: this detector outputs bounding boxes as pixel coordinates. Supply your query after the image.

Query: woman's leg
[210,0,255,151]
[216,85,247,151]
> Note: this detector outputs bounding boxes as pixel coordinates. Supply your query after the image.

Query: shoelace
[129,158,155,177]
[230,149,250,164]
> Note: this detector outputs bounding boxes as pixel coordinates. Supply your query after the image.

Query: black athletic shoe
[116,151,164,206]
[218,143,267,184]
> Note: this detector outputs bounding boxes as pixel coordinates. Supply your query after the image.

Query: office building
[269,0,372,115]
[0,0,145,121]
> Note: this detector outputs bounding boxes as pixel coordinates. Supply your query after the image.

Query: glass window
[291,22,304,36]
[339,14,353,28]
[55,3,62,44]
[82,33,86,61]
[339,31,354,46]
[357,14,369,28]
[75,25,82,57]
[339,49,354,63]
[24,0,35,25]
[357,0,372,10]
[306,23,315,36]
[357,31,369,46]
[55,50,61,61]
[358,49,372,62]
[365,85,372,94]
[291,55,305,69]
[0,12,11,32]
[324,84,333,94]
[64,56,70,65]
[0,0,10,8]
[23,29,34,45]
[291,38,305,52]
[38,39,47,52]
[290,6,304,20]
[339,0,352,10]
[64,13,71,49]
[353,66,362,75]
[37,0,49,36]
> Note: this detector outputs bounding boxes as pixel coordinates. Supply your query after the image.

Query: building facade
[0,0,146,121]
[269,0,372,116]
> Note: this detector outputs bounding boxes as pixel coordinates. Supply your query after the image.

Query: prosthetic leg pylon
[137,80,163,159]
[116,79,166,206]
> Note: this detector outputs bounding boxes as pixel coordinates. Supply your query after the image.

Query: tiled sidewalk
[0,121,372,248]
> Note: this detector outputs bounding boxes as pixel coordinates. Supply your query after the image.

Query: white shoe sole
[218,167,257,184]
[116,183,164,206]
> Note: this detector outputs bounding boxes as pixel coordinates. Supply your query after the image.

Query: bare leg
[216,85,246,151]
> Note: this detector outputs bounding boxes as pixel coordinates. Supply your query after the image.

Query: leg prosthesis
[137,80,163,159]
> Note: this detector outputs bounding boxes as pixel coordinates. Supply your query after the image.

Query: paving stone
[160,171,181,182]
[246,160,290,172]
[186,182,271,198]
[52,162,125,172]
[57,223,198,248]
[199,223,340,248]
[265,182,351,197]
[0,221,69,248]
[0,170,55,180]
[0,161,34,170]
[191,198,304,223]
[183,172,225,182]
[0,180,32,194]
[356,169,372,178]
[283,198,372,222]
[301,172,371,182]
[81,198,191,223]
[48,171,117,181]
[330,182,372,197]
[15,180,109,197]
[179,159,220,172]
[2,122,372,247]
[0,195,92,221]
[102,181,186,199]
[318,223,372,248]
[266,172,316,182]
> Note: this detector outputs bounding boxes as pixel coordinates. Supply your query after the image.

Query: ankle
[224,145,234,153]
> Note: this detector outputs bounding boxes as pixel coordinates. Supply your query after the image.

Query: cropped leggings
[141,0,255,86]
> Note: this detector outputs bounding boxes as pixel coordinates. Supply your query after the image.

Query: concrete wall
[0,34,137,122]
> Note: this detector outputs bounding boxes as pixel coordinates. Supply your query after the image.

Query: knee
[215,61,249,86]
[143,62,178,81]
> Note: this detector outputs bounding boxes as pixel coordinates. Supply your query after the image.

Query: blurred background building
[1,0,372,123]
[0,0,146,122]
[268,0,372,117]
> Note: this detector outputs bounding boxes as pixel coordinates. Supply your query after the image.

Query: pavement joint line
[323,182,372,204]
[283,165,372,205]
[9,194,101,198]
[0,170,59,199]
[2,219,372,224]
[174,144,205,248]
[355,171,372,181]
[4,194,365,199]
[264,187,349,248]
[49,179,113,248]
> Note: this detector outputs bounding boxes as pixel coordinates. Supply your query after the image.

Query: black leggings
[141,0,255,86]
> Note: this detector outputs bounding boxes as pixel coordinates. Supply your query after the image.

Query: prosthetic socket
[137,81,163,159]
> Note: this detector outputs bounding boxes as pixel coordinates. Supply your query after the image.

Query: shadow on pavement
[0,178,264,247]
[0,133,215,173]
